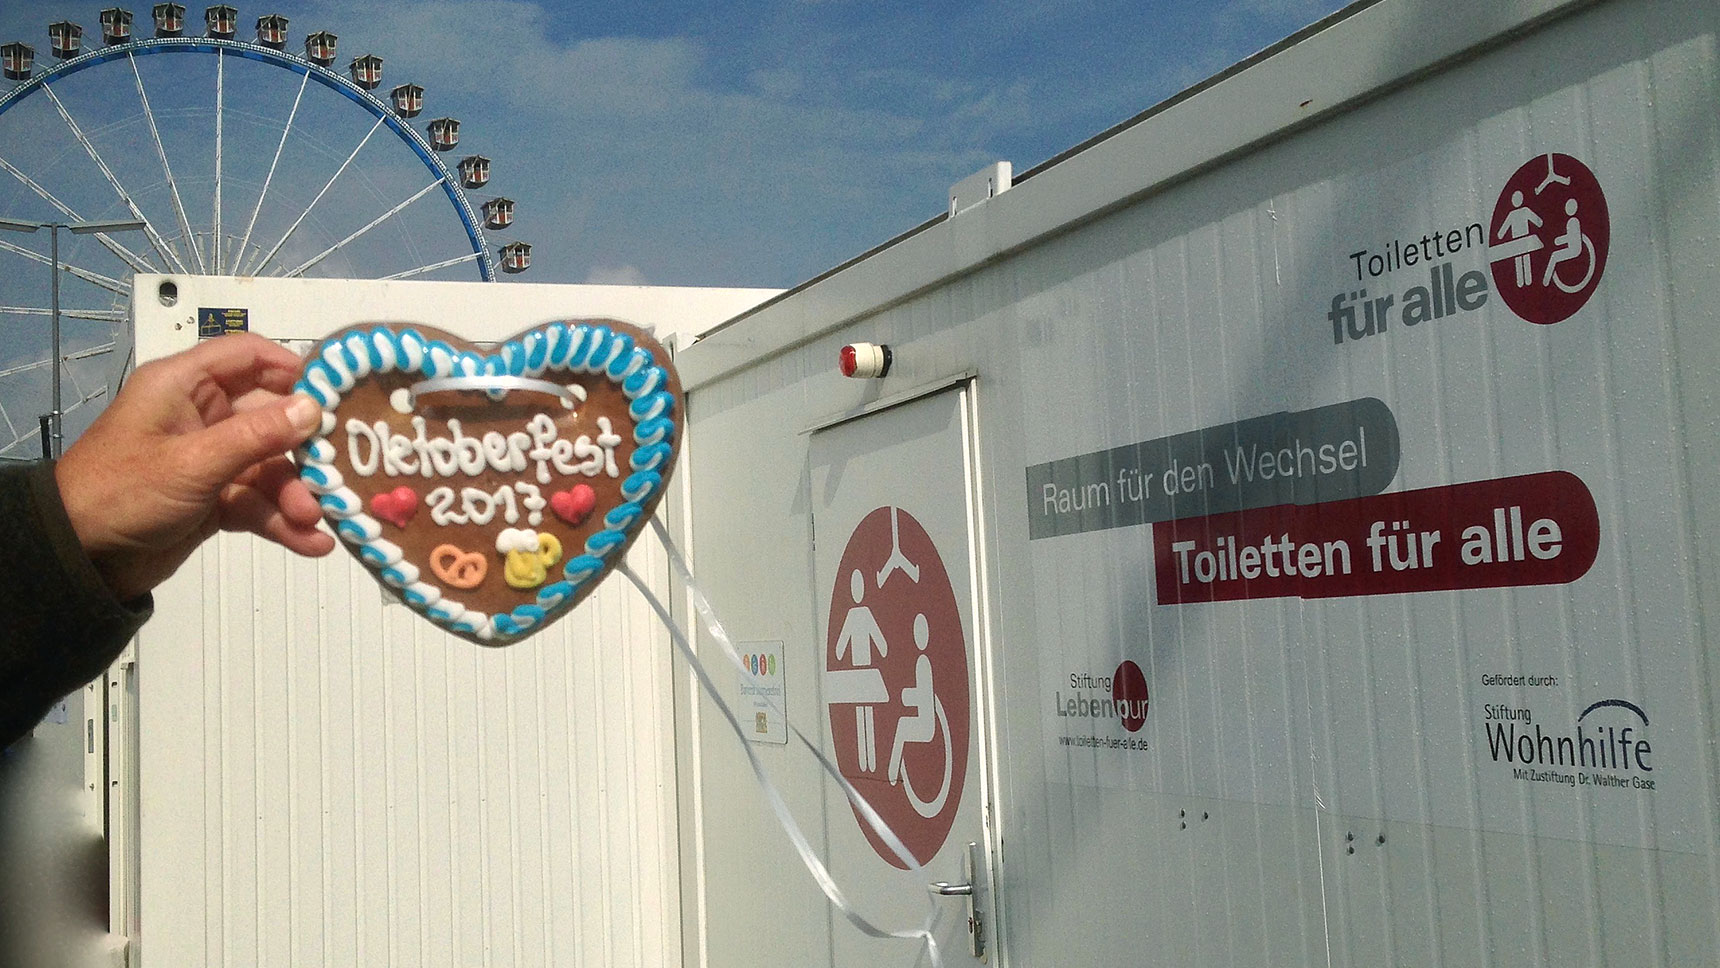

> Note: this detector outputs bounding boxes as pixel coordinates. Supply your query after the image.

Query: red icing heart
[369,486,419,528]
[550,484,598,525]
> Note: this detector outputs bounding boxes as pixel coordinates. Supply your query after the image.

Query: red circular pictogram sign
[824,506,969,869]
[1489,153,1609,325]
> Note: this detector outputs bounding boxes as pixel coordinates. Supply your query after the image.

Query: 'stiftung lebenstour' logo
[1054,660,1150,733]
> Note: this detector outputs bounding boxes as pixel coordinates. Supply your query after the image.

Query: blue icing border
[296,321,677,644]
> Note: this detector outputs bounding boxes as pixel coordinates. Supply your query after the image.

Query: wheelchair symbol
[893,695,952,818]
[1541,198,1597,294]
[887,612,954,819]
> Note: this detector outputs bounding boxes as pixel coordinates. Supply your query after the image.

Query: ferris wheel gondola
[428,117,460,151]
[255,14,287,50]
[304,29,335,66]
[483,198,514,231]
[0,3,535,460]
[0,44,31,82]
[499,241,531,274]
[204,5,237,40]
[390,83,424,119]
[49,22,83,60]
[152,3,184,38]
[349,52,381,89]
[100,8,135,45]
[459,155,490,189]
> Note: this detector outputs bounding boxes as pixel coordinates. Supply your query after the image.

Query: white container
[674,0,1720,965]
[120,275,777,967]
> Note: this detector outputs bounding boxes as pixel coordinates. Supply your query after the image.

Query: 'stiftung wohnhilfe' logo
[1482,697,1655,790]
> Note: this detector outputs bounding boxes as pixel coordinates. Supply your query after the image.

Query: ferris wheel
[0,3,536,460]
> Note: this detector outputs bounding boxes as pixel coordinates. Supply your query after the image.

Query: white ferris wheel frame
[0,33,504,459]
[0,35,497,283]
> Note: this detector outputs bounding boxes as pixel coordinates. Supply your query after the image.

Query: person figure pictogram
[1496,189,1544,288]
[833,567,889,772]
[1541,197,1591,290]
[888,613,938,789]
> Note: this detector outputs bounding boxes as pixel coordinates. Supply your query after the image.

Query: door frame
[806,375,1008,965]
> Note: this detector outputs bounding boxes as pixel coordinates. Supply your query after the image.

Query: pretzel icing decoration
[430,544,488,589]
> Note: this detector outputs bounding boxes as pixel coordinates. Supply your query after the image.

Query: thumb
[181,393,323,489]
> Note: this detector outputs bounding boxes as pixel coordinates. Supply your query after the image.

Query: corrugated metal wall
[136,532,678,968]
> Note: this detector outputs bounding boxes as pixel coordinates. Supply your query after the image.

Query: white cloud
[582,263,649,285]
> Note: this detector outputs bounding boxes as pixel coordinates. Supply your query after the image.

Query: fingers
[123,334,306,435]
[236,455,323,527]
[179,393,323,491]
[217,481,336,558]
[231,386,288,413]
[153,332,305,401]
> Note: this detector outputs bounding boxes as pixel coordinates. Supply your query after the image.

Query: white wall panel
[140,532,679,968]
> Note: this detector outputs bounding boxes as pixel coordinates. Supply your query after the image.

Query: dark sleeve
[0,461,151,749]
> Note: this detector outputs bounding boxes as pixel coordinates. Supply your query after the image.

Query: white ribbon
[408,374,582,407]
[617,516,946,967]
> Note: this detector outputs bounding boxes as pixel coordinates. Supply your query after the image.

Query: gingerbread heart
[291,319,682,645]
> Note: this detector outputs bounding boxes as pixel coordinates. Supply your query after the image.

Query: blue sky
[0,0,1347,291]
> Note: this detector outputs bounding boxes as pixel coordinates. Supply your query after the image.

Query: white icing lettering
[571,435,603,476]
[427,431,459,477]
[344,413,622,481]
[596,416,622,478]
[427,486,463,524]
[527,414,559,484]
[447,419,487,476]
[551,437,582,477]
[461,486,499,525]
[345,419,381,476]
[493,485,520,524]
[383,427,419,476]
[411,416,435,478]
[482,432,511,470]
[428,484,528,526]
[514,482,545,527]
[506,432,532,473]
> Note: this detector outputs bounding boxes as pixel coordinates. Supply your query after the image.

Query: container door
[809,385,995,966]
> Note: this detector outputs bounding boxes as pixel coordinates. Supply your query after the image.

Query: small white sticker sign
[738,640,787,745]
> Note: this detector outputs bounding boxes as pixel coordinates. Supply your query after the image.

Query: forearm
[0,461,151,749]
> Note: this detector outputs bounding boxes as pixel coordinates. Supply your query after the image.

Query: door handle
[927,842,986,959]
[928,880,973,896]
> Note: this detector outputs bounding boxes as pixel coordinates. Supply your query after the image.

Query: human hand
[54,332,337,601]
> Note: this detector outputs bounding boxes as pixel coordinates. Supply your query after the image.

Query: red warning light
[840,342,891,379]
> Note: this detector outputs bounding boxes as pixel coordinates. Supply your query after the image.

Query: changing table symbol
[828,567,889,773]
[1488,153,1609,325]
[824,505,970,868]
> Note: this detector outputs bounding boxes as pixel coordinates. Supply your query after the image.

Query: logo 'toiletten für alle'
[1328,153,1609,345]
